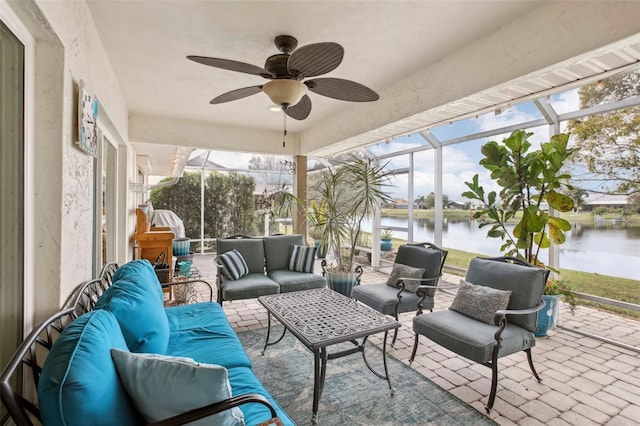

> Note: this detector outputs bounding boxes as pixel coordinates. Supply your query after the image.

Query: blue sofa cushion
[96,260,170,353]
[38,310,141,426]
[110,349,244,426]
[263,234,304,272]
[165,303,253,369]
[288,245,317,273]
[218,249,249,280]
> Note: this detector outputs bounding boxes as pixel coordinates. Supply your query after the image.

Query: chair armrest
[150,393,281,426]
[161,279,214,303]
[413,279,461,315]
[493,298,546,326]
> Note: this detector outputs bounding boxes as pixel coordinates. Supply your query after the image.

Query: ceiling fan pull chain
[283,109,287,148]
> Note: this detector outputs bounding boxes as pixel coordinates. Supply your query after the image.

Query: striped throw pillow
[217,249,249,280]
[288,245,317,273]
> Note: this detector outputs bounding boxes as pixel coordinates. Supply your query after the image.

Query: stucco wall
[8,0,130,321]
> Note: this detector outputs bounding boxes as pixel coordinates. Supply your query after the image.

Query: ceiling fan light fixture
[263,79,308,107]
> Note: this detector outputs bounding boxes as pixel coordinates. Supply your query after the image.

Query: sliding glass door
[0,19,25,400]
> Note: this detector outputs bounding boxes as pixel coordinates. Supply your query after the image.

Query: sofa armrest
[150,393,282,426]
[161,279,214,304]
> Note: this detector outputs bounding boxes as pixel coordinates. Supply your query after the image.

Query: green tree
[149,172,201,238]
[567,70,640,195]
[420,192,449,209]
[463,130,576,268]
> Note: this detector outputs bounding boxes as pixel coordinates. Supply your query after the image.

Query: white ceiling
[85,1,640,176]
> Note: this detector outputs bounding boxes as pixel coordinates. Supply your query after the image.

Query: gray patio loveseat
[216,234,326,304]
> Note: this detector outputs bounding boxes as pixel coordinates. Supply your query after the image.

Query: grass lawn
[371,213,640,319]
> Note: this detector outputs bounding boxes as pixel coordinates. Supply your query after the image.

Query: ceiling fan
[187,35,379,120]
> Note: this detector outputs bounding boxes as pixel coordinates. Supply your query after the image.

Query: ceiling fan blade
[210,86,263,104]
[286,95,312,120]
[306,78,379,102]
[187,55,272,78]
[287,43,344,78]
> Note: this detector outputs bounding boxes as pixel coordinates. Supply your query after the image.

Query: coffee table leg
[312,348,328,425]
[261,313,287,355]
[361,331,395,395]
[382,330,394,395]
[261,312,272,355]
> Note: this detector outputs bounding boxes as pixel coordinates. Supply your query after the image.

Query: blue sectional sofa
[216,234,326,304]
[1,260,294,426]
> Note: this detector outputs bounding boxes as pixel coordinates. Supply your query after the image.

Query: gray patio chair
[351,243,448,345]
[409,256,549,413]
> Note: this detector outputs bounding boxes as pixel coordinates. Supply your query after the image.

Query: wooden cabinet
[134,209,174,298]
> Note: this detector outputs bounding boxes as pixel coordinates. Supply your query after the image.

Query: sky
[185,86,582,201]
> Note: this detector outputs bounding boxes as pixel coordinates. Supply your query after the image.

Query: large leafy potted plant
[311,155,394,295]
[462,130,577,330]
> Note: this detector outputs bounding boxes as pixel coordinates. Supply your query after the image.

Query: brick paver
[189,255,640,425]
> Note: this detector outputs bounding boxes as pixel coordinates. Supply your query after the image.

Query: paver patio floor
[191,255,640,425]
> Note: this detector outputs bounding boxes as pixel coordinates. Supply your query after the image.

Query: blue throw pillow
[96,260,170,353]
[38,310,141,426]
[217,249,249,280]
[288,245,317,273]
[111,349,244,426]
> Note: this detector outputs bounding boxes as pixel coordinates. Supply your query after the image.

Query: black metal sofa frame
[0,262,282,426]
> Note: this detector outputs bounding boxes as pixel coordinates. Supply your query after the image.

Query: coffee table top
[258,288,400,349]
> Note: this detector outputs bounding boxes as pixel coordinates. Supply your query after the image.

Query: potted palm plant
[380,228,393,252]
[308,200,328,259]
[310,155,394,295]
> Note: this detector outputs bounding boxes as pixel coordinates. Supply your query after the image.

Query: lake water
[371,217,640,281]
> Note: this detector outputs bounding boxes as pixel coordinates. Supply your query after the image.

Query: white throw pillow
[111,349,244,426]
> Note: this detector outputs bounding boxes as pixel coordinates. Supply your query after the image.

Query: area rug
[237,326,496,425]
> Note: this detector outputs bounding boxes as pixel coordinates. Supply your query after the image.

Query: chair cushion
[288,245,317,273]
[413,310,537,364]
[38,310,141,426]
[449,280,511,324]
[217,238,265,274]
[352,284,428,316]
[264,234,305,272]
[222,273,280,301]
[385,263,425,293]
[110,349,244,426]
[217,249,249,280]
[268,270,327,293]
[465,258,547,331]
[95,260,169,353]
[394,244,445,297]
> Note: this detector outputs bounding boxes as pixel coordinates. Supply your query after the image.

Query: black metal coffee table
[258,288,400,424]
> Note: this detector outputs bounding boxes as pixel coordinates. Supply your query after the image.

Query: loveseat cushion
[263,234,304,272]
[413,310,536,364]
[95,260,170,353]
[218,238,266,274]
[228,366,296,426]
[222,273,280,301]
[268,270,327,293]
[38,310,141,426]
[165,303,253,369]
[110,349,244,426]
